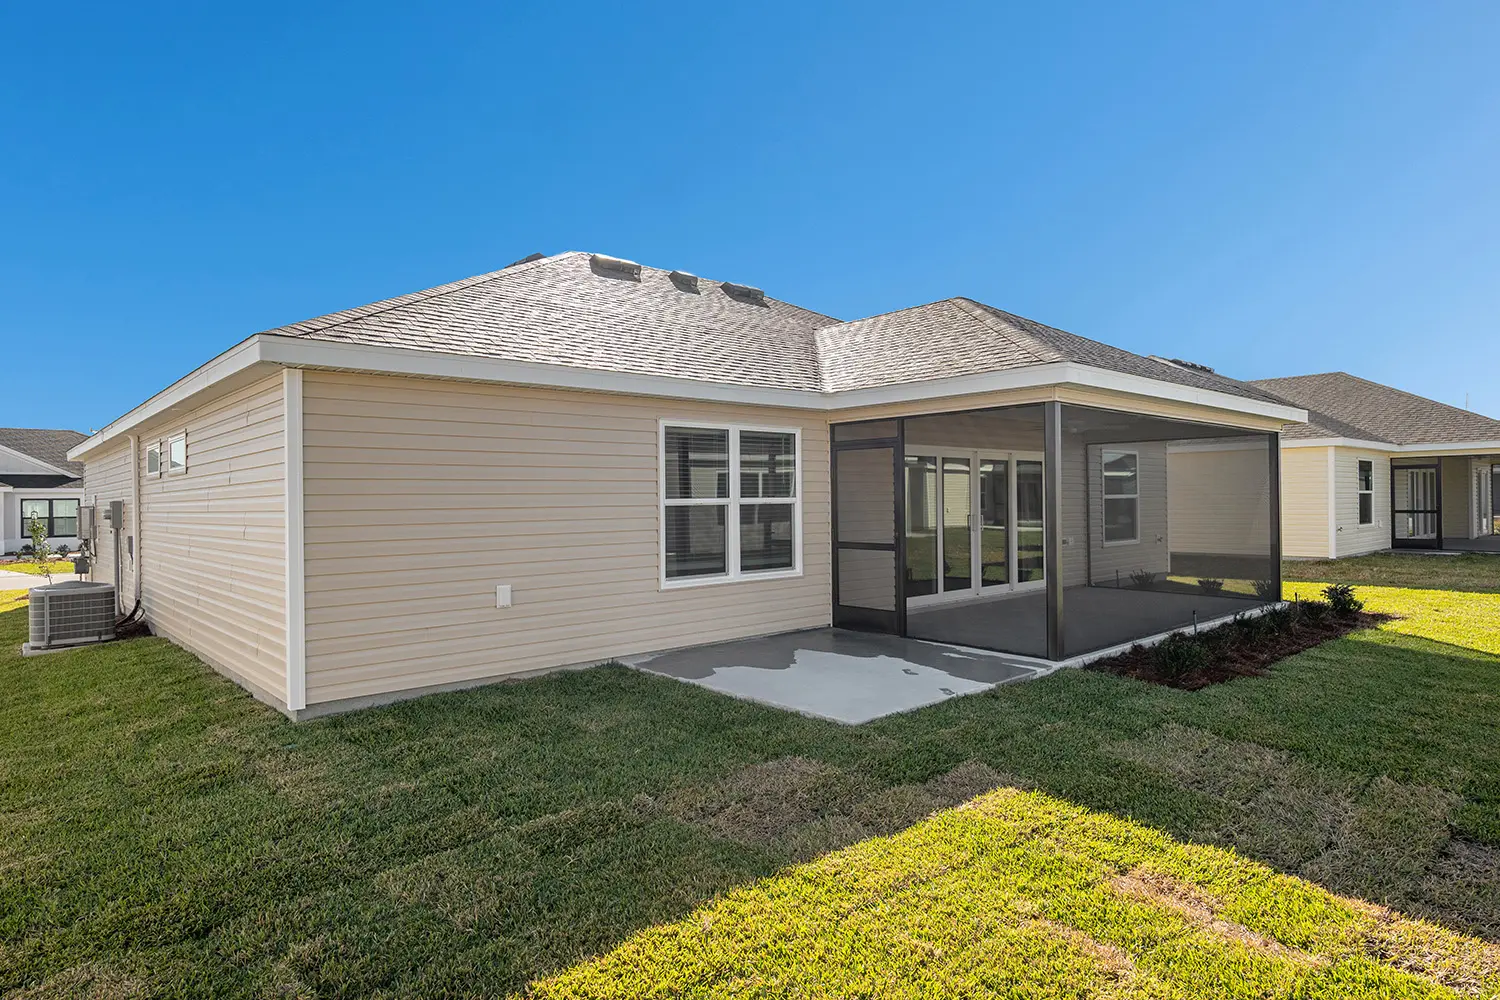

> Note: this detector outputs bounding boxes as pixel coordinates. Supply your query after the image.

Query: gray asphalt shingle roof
[0,428,86,478]
[1250,373,1500,445]
[259,251,1279,405]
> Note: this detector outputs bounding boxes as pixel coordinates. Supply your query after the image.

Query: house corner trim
[284,368,307,712]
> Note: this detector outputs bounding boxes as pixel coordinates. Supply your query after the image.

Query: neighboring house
[69,252,1306,718]
[0,427,86,554]
[1245,373,1500,558]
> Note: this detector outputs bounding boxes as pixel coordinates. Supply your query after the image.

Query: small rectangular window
[146,441,162,476]
[1102,450,1139,544]
[167,433,187,474]
[1357,460,1374,525]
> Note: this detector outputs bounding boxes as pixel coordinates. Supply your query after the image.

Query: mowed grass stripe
[528,787,1499,998]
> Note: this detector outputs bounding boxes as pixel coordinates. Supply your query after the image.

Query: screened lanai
[830,400,1282,661]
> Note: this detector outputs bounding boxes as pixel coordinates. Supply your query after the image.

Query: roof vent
[669,270,699,293]
[1150,355,1216,374]
[721,281,766,306]
[589,254,642,280]
[504,252,545,269]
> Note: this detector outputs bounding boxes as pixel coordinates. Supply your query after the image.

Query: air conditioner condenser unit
[24,581,117,655]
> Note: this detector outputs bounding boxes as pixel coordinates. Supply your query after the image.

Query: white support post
[284,368,306,713]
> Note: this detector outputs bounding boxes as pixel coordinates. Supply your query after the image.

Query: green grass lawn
[0,560,76,576]
[1285,552,1500,594]
[2,568,1499,998]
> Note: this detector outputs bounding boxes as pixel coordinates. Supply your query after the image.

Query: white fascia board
[819,361,1308,424]
[1282,437,1500,455]
[68,336,268,461]
[0,443,77,478]
[72,335,1309,459]
[1280,437,1395,452]
[1395,441,1500,456]
[253,335,825,409]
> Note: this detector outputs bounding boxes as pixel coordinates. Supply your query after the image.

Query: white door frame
[905,445,1045,609]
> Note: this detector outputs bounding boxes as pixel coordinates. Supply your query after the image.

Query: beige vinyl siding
[81,441,137,600]
[136,376,288,701]
[1279,447,1331,559]
[1333,448,1391,558]
[79,376,289,705]
[301,372,831,705]
[1086,442,1168,585]
[1166,442,1273,558]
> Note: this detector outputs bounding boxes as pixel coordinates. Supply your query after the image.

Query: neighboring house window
[20,499,80,538]
[167,432,187,474]
[146,441,162,476]
[1357,460,1374,525]
[662,424,800,584]
[1102,450,1139,544]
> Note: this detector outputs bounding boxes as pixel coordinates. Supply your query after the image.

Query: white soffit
[70,334,1307,460]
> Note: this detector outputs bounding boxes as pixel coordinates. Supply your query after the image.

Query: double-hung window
[20,499,80,539]
[662,423,800,585]
[1101,450,1139,544]
[1357,460,1374,525]
[146,441,162,476]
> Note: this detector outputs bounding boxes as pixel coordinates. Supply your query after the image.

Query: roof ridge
[949,298,1060,366]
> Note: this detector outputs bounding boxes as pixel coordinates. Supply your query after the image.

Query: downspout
[130,434,143,607]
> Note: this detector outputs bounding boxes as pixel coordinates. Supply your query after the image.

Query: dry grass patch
[1110,867,1319,964]
[666,756,870,845]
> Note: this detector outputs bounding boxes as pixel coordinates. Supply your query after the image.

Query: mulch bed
[1088,610,1392,690]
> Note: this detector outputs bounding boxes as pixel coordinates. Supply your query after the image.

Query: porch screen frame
[1390,462,1443,550]
[830,419,906,635]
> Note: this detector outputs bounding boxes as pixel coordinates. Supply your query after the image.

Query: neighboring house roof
[1250,373,1500,446]
[0,474,83,489]
[0,428,86,479]
[262,251,1279,403]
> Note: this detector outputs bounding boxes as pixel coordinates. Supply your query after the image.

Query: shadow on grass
[2,600,1498,997]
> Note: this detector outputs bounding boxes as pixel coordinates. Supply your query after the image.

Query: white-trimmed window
[146,440,162,477]
[661,423,801,586]
[1357,460,1374,525]
[1102,449,1139,544]
[167,432,187,475]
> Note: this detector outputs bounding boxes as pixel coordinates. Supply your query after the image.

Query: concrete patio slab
[623,628,1048,724]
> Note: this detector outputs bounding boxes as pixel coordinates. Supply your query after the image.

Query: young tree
[26,515,54,584]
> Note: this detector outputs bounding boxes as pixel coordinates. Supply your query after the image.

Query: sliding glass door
[905,447,1044,605]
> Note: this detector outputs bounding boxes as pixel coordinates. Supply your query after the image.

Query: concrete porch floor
[623,629,1048,725]
[908,585,1265,658]
[1439,536,1500,553]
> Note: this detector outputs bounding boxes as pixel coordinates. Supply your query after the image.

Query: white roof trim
[1281,437,1500,455]
[0,442,77,478]
[71,334,1307,459]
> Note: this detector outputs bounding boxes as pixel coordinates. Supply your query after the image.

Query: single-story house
[0,427,86,554]
[68,252,1306,718]
[1247,373,1499,557]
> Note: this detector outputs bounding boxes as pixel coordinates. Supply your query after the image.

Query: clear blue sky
[5,2,1498,433]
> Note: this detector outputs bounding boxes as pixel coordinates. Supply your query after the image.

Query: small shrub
[1298,600,1330,624]
[1128,569,1158,589]
[55,544,70,557]
[1261,606,1294,634]
[19,543,33,557]
[1323,583,1363,616]
[1197,578,1225,595]
[1151,633,1209,681]
[1253,579,1281,601]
